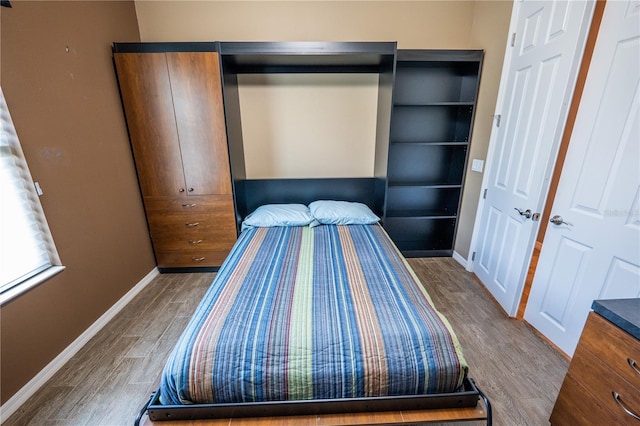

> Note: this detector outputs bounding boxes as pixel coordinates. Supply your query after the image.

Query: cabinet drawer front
[580,313,640,389]
[144,195,234,217]
[150,228,237,252]
[148,220,236,240]
[144,195,237,241]
[155,248,230,268]
[144,195,237,268]
[551,374,630,425]
[568,343,640,424]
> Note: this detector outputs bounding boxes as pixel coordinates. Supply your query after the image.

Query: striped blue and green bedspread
[159,224,468,405]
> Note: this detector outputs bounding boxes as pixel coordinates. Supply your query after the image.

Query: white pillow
[241,204,316,231]
[309,200,380,225]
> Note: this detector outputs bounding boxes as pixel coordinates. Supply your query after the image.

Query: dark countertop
[592,298,640,340]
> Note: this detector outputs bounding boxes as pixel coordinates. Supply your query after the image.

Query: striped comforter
[160,224,468,405]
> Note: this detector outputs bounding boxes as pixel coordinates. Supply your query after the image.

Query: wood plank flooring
[2,258,569,426]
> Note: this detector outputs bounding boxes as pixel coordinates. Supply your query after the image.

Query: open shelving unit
[384,50,483,257]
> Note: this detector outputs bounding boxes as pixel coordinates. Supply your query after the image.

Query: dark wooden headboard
[234,177,386,227]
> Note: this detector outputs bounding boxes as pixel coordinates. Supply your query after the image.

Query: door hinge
[472,252,476,261]
[483,188,488,199]
[511,32,517,47]
[494,114,501,127]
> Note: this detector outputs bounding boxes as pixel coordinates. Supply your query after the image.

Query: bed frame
[135,378,491,425]
[133,178,492,425]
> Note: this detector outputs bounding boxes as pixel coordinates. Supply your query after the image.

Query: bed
[135,199,491,425]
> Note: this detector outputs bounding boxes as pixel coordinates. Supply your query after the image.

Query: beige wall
[0,1,152,404]
[239,73,379,179]
[135,0,513,259]
[456,0,514,259]
[135,1,476,46]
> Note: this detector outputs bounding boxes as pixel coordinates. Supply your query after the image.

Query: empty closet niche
[237,73,379,179]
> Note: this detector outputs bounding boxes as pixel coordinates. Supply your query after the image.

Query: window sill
[0,266,66,306]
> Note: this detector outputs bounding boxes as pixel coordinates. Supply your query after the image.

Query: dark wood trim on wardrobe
[112,42,219,53]
[516,0,607,320]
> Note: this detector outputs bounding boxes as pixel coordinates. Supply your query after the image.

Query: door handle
[550,215,572,226]
[514,208,532,219]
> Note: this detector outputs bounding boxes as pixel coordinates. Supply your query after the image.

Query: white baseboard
[0,267,159,423]
[452,250,469,269]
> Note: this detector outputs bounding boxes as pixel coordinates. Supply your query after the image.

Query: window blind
[0,87,60,295]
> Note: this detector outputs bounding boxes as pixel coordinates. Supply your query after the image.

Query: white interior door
[471,0,595,315]
[525,0,640,357]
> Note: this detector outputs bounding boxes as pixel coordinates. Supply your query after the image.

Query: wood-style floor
[3,258,569,426]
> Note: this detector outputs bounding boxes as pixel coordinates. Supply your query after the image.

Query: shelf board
[387,182,463,189]
[112,42,219,53]
[385,210,457,219]
[389,141,468,146]
[396,49,484,63]
[393,102,475,107]
[400,248,454,258]
[220,41,397,73]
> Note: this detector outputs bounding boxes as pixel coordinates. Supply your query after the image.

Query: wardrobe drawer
[144,195,235,220]
[144,195,237,242]
[143,195,237,268]
[151,229,237,253]
[148,219,235,240]
[578,313,640,390]
[155,248,230,268]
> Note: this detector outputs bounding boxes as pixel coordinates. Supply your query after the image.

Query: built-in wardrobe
[113,42,483,268]
[114,46,237,270]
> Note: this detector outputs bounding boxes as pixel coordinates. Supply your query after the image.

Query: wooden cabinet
[114,50,236,269]
[550,312,640,425]
[384,50,482,257]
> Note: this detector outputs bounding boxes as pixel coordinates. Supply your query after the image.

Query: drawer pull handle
[182,203,197,208]
[185,222,200,227]
[612,391,640,421]
[188,239,203,245]
[192,257,205,262]
[629,358,640,376]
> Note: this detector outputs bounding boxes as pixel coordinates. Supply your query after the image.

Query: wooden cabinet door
[115,52,232,197]
[114,53,186,197]
[167,52,232,196]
